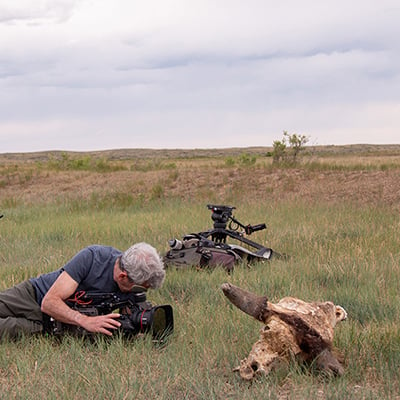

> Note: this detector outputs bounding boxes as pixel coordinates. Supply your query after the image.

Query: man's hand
[76,312,122,336]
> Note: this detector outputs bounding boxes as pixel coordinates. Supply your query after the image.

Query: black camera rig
[44,290,174,341]
[197,204,274,260]
[205,204,266,242]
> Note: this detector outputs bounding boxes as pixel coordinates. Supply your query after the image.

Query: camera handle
[228,215,266,235]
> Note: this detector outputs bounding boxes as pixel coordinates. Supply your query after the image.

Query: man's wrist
[73,311,87,326]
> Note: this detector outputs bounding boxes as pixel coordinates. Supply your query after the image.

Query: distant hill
[1,144,400,162]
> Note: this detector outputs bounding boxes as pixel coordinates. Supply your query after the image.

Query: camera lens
[168,239,183,250]
[119,305,174,339]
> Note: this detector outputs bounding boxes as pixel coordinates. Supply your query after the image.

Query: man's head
[117,242,165,292]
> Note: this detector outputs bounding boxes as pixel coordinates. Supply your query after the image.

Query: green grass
[1,195,400,399]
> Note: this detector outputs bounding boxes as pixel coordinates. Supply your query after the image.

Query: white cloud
[0,0,78,24]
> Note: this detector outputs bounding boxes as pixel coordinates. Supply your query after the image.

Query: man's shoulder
[87,245,122,262]
[87,244,120,254]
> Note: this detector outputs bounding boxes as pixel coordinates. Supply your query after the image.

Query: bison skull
[221,283,347,380]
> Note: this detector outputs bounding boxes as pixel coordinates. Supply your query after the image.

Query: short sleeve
[62,247,95,284]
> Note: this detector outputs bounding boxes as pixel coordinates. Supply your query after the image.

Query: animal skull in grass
[221,283,347,380]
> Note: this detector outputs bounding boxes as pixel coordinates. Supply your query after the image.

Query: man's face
[117,275,137,292]
[117,278,150,293]
[115,258,150,292]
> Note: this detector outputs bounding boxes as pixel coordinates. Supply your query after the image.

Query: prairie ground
[1,145,400,209]
[1,144,400,399]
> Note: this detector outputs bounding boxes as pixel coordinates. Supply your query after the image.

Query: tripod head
[207,204,235,230]
[205,203,267,247]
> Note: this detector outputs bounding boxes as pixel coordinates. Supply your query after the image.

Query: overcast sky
[0,0,399,153]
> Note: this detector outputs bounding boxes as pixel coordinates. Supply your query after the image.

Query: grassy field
[0,145,400,399]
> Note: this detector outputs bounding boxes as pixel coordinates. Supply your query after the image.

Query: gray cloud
[0,0,399,152]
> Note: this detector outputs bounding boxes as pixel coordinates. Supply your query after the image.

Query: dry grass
[1,145,400,210]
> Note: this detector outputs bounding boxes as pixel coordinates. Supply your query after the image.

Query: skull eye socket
[263,325,271,331]
[251,361,259,372]
[335,306,348,321]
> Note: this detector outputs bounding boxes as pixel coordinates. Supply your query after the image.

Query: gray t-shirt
[30,245,122,305]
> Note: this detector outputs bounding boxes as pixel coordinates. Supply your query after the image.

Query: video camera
[44,290,174,341]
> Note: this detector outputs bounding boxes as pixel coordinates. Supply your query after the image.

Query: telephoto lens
[119,304,174,340]
[168,238,183,250]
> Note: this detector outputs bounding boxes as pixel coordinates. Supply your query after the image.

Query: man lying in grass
[0,243,165,339]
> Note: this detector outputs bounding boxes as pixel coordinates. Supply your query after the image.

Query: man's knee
[0,317,43,339]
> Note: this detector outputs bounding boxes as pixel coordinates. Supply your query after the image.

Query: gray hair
[121,242,165,289]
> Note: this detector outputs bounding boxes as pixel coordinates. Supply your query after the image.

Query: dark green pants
[0,280,43,339]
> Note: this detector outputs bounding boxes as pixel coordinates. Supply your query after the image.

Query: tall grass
[1,192,399,398]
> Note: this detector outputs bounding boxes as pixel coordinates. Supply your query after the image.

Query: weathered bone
[221,282,347,380]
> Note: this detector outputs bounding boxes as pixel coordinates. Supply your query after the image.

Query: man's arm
[41,271,121,336]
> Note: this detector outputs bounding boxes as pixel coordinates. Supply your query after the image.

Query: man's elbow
[41,294,52,314]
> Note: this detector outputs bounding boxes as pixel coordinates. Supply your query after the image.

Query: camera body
[45,290,173,341]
